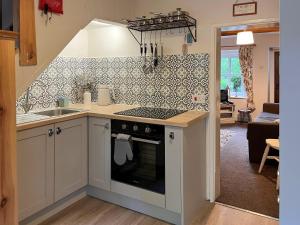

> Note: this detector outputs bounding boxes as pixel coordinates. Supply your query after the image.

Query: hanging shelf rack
[127,14,197,45]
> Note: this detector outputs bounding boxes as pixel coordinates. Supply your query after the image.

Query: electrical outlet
[192,94,206,104]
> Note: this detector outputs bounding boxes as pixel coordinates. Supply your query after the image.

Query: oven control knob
[145,126,151,134]
[121,124,127,130]
[133,125,139,132]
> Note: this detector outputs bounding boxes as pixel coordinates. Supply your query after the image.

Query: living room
[218,22,280,218]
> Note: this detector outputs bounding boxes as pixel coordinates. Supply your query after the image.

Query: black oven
[111,120,165,194]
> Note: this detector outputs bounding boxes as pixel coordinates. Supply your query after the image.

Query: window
[221,49,246,98]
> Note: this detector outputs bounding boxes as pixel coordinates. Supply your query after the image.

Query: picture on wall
[233,1,257,17]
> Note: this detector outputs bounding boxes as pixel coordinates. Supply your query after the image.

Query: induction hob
[114,107,187,120]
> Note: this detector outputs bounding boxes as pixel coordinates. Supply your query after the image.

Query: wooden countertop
[17,104,209,131]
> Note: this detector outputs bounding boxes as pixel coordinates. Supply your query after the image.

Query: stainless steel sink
[34,109,82,117]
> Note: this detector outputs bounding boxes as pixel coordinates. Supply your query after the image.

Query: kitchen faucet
[21,88,33,114]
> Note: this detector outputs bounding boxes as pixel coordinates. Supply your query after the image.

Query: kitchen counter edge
[16,104,209,131]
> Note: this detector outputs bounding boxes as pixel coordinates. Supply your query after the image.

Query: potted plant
[231,76,242,97]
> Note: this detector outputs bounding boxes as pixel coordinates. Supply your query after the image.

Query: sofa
[247,103,279,163]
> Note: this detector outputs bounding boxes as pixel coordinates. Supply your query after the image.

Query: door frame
[207,18,280,201]
[274,50,280,103]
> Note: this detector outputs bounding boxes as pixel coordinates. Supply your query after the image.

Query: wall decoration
[17,54,209,113]
[39,0,63,23]
[233,1,257,17]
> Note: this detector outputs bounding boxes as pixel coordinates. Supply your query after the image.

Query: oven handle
[111,133,161,145]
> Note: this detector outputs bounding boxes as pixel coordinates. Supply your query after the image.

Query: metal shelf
[127,14,197,45]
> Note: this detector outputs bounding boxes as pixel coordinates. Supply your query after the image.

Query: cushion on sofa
[255,112,280,123]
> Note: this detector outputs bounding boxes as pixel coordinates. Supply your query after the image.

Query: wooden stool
[258,139,280,190]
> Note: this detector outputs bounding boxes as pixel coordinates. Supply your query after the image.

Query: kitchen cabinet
[17,118,88,220]
[165,127,182,214]
[54,118,88,201]
[89,118,111,191]
[165,120,208,225]
[17,125,55,221]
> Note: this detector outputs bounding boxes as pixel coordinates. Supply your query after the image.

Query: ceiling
[221,22,280,36]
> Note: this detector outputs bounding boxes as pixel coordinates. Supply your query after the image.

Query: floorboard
[40,197,278,225]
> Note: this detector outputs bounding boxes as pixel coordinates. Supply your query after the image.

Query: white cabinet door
[17,125,55,220]
[54,118,88,201]
[165,126,182,213]
[89,117,111,191]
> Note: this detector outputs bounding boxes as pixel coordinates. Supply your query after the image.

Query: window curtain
[239,46,255,111]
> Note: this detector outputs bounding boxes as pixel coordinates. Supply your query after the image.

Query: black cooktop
[114,107,187,120]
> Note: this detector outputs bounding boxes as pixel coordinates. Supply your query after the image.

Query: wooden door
[89,118,111,191]
[54,118,88,201]
[0,31,18,225]
[17,125,55,220]
[274,51,280,103]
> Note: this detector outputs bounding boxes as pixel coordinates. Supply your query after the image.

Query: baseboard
[87,185,181,225]
[20,187,87,225]
[19,185,181,225]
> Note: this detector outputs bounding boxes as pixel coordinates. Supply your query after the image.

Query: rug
[217,125,279,218]
[220,129,235,148]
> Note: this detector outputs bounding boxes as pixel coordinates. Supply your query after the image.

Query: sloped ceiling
[16,0,133,97]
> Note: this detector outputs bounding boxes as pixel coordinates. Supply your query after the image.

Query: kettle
[98,85,115,106]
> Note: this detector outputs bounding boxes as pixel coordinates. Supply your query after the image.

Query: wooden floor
[40,197,279,225]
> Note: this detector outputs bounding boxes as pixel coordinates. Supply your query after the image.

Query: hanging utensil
[143,43,148,73]
[154,31,158,67]
[182,28,188,56]
[140,35,143,57]
[160,30,164,59]
[142,32,148,73]
[147,31,154,73]
[149,42,154,73]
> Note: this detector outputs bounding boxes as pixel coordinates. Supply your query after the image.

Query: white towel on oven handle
[114,134,133,166]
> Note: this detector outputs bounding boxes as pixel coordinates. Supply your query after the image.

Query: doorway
[212,21,280,218]
[274,51,280,103]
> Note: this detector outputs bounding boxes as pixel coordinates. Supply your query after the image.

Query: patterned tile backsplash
[17,54,209,113]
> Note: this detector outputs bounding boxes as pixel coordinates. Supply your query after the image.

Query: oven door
[111,134,165,194]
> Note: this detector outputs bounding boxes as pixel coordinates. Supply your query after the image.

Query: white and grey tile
[17,54,209,113]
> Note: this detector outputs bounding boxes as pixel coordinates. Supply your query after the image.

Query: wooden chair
[258,139,280,190]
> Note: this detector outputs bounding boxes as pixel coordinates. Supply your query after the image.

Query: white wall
[280,1,300,224]
[59,29,89,57]
[58,21,139,58]
[131,0,279,54]
[18,0,278,96]
[221,33,280,118]
[16,0,134,97]
[58,0,279,58]
[87,24,139,57]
